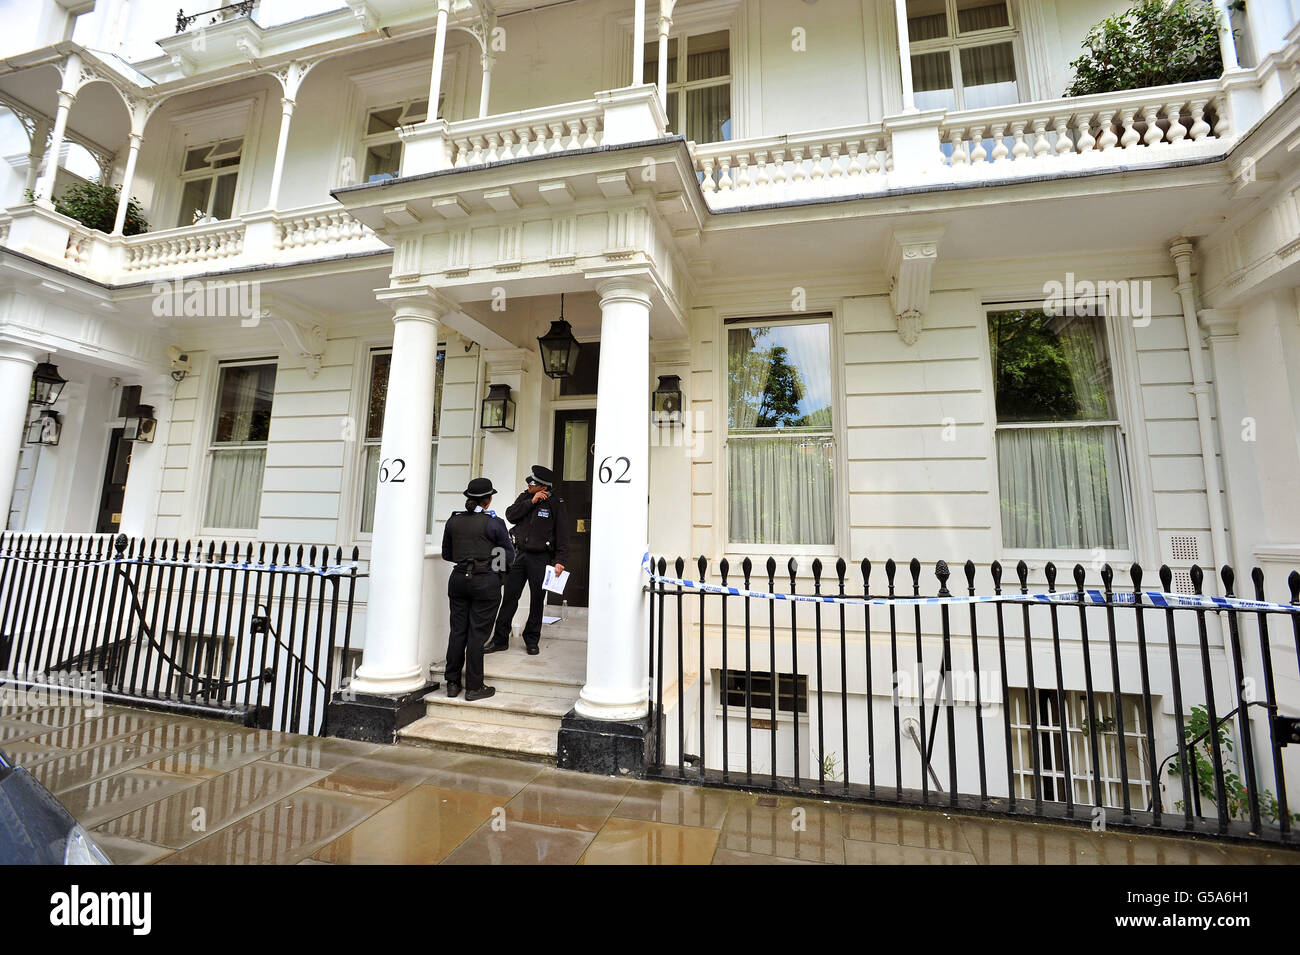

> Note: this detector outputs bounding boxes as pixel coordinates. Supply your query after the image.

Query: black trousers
[490,551,549,648]
[447,570,502,689]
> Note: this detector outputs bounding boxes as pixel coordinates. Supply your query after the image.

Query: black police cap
[463,477,498,499]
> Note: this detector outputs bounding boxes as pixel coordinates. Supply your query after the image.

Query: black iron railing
[176,1,254,33]
[647,556,1300,845]
[0,533,363,735]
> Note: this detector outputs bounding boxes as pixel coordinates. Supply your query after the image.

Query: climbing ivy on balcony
[26,181,150,236]
[1065,0,1226,97]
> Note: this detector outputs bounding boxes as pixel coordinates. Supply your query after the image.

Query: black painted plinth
[326,683,437,743]
[556,708,657,777]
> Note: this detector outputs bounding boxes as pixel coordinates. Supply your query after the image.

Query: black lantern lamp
[124,404,157,443]
[26,409,61,446]
[652,374,685,426]
[30,358,67,406]
[480,384,516,432]
[537,294,581,379]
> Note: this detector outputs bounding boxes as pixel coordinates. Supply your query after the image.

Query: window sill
[997,549,1137,583]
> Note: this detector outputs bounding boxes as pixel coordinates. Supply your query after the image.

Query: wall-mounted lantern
[480,384,516,432]
[26,410,61,446]
[537,294,581,379]
[652,374,685,426]
[124,404,157,443]
[30,359,67,406]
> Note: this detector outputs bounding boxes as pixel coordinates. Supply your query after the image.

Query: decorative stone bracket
[267,313,327,378]
[885,226,944,345]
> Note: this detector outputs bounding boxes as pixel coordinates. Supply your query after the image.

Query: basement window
[724,670,808,715]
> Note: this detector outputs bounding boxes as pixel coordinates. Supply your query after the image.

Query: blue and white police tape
[641,554,1300,615]
[0,554,359,576]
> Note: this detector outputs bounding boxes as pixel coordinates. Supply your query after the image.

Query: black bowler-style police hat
[463,477,497,499]
[525,465,556,488]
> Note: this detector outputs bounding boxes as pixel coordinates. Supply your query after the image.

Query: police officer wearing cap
[485,465,569,656]
[441,477,514,700]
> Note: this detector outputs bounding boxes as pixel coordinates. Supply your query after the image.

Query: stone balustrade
[123,221,246,274]
[274,204,378,253]
[937,80,1227,174]
[396,84,665,177]
[688,80,1231,209]
[693,124,893,210]
[448,104,605,168]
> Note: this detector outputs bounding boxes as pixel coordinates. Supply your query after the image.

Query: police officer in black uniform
[485,465,569,656]
[441,478,514,700]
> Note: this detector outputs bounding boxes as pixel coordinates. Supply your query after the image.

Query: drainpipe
[1169,238,1233,657]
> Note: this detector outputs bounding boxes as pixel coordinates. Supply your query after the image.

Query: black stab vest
[446,511,494,562]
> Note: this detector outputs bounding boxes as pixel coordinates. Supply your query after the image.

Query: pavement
[1,689,1296,865]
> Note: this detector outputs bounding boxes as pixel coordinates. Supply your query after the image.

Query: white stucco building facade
[0,0,1299,802]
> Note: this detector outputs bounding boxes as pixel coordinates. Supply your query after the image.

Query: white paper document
[542,565,570,594]
[542,615,562,625]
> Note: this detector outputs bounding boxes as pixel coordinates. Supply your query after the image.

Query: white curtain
[911,53,956,111]
[686,84,731,143]
[205,448,266,529]
[997,426,1128,549]
[957,1,1010,33]
[959,42,1018,109]
[729,436,834,545]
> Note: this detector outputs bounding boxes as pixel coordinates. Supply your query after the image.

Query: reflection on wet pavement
[1,695,1296,865]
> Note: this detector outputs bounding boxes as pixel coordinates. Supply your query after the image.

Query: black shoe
[465,685,496,702]
[446,682,462,698]
[525,645,540,656]
[482,642,509,654]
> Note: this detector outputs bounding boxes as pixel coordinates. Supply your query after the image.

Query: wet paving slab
[0,697,1296,865]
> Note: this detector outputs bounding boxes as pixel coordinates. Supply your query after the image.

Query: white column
[576,276,653,722]
[633,0,646,85]
[350,289,451,695]
[24,119,50,195]
[34,86,76,205]
[111,132,143,236]
[656,3,673,106]
[478,52,494,118]
[118,378,173,537]
[266,97,296,210]
[0,344,39,530]
[894,0,916,113]
[1213,0,1240,70]
[427,0,451,120]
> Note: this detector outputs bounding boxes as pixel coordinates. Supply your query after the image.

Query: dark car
[0,746,112,864]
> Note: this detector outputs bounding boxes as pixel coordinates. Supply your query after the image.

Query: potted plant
[1065,0,1229,97]
[24,180,149,236]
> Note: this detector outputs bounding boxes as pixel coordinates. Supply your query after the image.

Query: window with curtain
[204,362,277,530]
[360,96,442,182]
[359,347,445,535]
[906,0,1020,112]
[989,308,1129,551]
[644,29,732,143]
[177,137,242,227]
[727,321,834,546]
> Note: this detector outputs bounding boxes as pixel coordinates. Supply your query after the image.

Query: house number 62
[598,456,632,484]
[378,458,406,483]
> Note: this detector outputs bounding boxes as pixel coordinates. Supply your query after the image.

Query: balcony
[0,61,1273,287]
[0,200,387,285]
[693,79,1231,210]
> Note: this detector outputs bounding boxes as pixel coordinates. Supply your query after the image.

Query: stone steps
[401,609,589,761]
[421,688,573,732]
[399,714,557,761]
